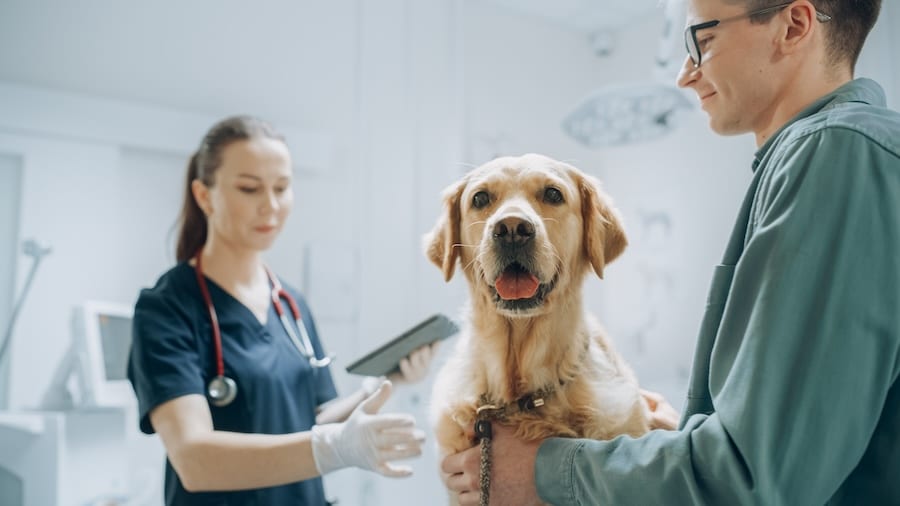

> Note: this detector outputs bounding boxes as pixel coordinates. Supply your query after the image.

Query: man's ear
[780,1,817,55]
[423,179,466,282]
[577,172,627,279]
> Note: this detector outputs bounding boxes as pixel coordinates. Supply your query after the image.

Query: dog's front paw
[435,403,479,454]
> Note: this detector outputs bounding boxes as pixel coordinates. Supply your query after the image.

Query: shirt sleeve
[128,287,207,434]
[536,127,900,505]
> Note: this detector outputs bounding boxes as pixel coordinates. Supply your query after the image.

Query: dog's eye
[472,191,491,209]
[543,187,564,205]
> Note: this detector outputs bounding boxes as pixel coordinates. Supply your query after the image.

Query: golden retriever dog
[425,153,652,467]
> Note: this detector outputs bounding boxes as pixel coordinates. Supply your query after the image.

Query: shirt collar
[751,78,887,171]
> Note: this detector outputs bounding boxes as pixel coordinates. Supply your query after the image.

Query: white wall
[857,0,900,107]
[321,2,466,504]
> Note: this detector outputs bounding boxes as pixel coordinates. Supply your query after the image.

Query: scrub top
[128,262,338,506]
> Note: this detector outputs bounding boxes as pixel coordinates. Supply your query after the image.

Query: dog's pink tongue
[495,272,540,300]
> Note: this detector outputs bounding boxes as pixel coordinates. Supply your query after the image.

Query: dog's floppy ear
[423,179,466,282]
[577,172,627,279]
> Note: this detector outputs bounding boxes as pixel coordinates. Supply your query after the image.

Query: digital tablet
[345,314,459,377]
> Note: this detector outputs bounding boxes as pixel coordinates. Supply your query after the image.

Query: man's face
[677,0,784,137]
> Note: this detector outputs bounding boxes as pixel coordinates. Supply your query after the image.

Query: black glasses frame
[684,1,832,68]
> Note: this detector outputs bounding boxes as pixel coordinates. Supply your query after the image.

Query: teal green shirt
[536,78,900,505]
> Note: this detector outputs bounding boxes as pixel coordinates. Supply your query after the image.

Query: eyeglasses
[684,1,832,68]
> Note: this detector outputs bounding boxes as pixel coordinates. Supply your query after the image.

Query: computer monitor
[71,300,136,408]
[40,300,135,411]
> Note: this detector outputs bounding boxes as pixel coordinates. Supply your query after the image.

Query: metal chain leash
[474,411,499,506]
[472,388,552,506]
[479,434,493,506]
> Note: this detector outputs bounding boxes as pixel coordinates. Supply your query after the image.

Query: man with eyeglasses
[442,0,900,504]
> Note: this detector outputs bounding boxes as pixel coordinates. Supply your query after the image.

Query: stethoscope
[194,252,333,407]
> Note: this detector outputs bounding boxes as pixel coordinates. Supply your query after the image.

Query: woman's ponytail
[175,152,207,262]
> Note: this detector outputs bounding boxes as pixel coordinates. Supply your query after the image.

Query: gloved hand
[388,342,439,385]
[311,380,425,477]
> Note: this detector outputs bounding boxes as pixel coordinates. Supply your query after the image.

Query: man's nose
[676,54,699,89]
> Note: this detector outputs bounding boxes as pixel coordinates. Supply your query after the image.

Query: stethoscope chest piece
[208,375,238,407]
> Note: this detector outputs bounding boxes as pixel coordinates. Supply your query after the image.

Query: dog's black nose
[493,217,535,246]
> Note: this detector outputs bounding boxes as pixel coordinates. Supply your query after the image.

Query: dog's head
[424,153,626,317]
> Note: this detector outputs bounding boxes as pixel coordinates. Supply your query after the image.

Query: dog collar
[476,385,557,422]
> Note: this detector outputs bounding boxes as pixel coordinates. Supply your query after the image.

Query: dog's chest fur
[431,314,646,454]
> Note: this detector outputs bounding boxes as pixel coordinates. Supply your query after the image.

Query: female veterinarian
[128,115,434,505]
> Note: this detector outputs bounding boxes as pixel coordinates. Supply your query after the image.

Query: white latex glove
[388,342,439,385]
[311,380,425,477]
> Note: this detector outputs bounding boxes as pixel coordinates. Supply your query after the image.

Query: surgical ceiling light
[562,83,691,147]
[562,0,693,148]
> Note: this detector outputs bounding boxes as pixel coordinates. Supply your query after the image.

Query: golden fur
[425,153,651,460]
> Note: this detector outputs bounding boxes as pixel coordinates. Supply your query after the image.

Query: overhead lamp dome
[562,83,692,147]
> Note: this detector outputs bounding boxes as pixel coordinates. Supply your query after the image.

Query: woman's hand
[311,380,426,477]
[388,342,439,385]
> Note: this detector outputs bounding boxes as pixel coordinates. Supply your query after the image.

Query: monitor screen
[71,301,136,408]
[97,313,131,381]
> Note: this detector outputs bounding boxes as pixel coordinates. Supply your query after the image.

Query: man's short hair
[729,0,881,70]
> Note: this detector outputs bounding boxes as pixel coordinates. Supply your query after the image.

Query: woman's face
[199,137,294,254]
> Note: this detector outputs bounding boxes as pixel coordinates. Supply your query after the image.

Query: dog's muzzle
[488,215,556,313]
[492,216,535,248]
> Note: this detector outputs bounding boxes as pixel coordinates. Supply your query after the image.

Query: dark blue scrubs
[127,262,338,506]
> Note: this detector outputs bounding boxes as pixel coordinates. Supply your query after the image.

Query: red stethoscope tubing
[194,252,332,379]
[194,252,226,377]
[263,264,328,365]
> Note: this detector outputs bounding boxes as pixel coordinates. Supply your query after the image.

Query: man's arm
[441,390,679,505]
[535,128,900,505]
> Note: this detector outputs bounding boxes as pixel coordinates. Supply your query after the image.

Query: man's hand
[441,424,545,506]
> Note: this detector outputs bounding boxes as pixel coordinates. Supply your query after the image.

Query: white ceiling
[0,2,360,131]
[0,1,671,129]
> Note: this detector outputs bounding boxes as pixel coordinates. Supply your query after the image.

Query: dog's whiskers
[540,242,563,266]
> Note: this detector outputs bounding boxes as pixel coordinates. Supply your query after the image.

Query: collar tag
[518,395,545,412]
